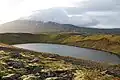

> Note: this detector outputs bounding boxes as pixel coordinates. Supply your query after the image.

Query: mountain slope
[0,20,81,33]
[0,20,120,34]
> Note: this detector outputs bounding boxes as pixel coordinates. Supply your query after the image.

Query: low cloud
[65,0,120,28]
[25,0,120,28]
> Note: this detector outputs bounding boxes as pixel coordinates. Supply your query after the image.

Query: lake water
[13,43,120,64]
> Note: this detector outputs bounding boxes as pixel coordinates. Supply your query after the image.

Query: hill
[0,20,120,34]
[0,20,81,33]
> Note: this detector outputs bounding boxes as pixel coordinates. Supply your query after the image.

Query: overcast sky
[0,0,120,28]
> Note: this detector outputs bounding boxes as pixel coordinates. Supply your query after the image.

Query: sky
[0,0,120,28]
[0,0,80,23]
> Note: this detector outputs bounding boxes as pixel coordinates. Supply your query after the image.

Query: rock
[56,70,74,80]
[45,77,61,80]
[106,70,120,77]
[21,74,38,80]
[9,52,22,58]
[2,74,21,80]
[25,66,43,74]
[7,60,24,68]
[48,54,59,58]
[100,70,107,75]
[106,66,120,77]
[39,70,74,80]
[31,57,40,62]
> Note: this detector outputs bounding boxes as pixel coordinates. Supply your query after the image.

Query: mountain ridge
[0,20,120,34]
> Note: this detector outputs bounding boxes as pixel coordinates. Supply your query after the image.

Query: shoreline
[0,45,120,79]
[12,42,120,59]
[0,46,112,69]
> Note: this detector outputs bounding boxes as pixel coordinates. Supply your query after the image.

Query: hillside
[0,20,120,34]
[0,43,119,80]
[0,33,120,56]
[0,20,81,33]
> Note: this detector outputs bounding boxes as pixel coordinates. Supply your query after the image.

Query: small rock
[2,74,21,80]
[9,52,22,58]
[26,66,43,74]
[45,77,61,80]
[31,57,40,62]
[7,60,24,68]
[49,54,59,58]
[39,70,74,80]
[106,70,120,77]
[21,74,38,80]
[100,70,107,75]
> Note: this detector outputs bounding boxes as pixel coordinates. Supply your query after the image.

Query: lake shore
[0,41,119,79]
[0,33,120,57]
[13,43,120,64]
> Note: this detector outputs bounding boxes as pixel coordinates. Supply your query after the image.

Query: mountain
[0,20,81,33]
[0,20,120,34]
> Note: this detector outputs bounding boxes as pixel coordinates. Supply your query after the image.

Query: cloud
[0,0,81,24]
[67,15,99,27]
[64,0,120,28]
[23,8,99,27]
[66,0,120,14]
[0,0,119,28]
[22,0,120,28]
[27,8,69,23]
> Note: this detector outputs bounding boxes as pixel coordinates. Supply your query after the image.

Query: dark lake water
[13,43,120,64]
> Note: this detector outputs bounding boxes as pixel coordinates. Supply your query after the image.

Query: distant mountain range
[0,20,120,34]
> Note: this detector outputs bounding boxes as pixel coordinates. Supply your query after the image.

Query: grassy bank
[0,33,120,56]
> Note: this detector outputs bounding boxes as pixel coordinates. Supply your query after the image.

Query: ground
[0,45,119,80]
